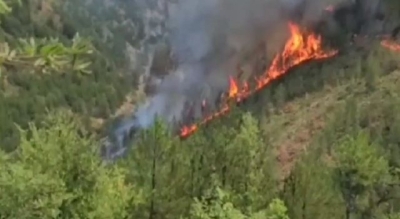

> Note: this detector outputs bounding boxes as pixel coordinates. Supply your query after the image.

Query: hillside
[259,41,400,179]
[1,0,400,219]
[0,0,164,151]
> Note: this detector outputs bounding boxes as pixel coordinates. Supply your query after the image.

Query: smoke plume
[109,0,345,151]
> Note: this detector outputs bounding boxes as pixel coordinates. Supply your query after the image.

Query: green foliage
[1,0,400,218]
[115,111,280,218]
[0,0,135,150]
[283,151,346,219]
[187,182,248,219]
[385,213,400,219]
[120,118,188,219]
[59,0,144,66]
[336,132,390,188]
[0,0,12,17]
[335,131,393,218]
[186,178,289,219]
[0,110,139,218]
[228,112,278,211]
[253,199,290,219]
[0,34,93,74]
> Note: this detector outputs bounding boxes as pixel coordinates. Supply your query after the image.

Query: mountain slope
[257,39,400,179]
[0,0,158,150]
[1,0,400,218]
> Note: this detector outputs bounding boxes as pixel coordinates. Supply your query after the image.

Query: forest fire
[381,39,400,52]
[180,22,338,138]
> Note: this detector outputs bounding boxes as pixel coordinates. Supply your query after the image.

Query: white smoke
[132,0,341,128]
[110,0,344,149]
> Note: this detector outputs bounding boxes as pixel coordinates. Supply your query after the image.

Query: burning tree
[103,0,400,161]
[180,22,338,138]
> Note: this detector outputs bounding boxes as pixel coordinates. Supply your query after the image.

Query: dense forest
[1,0,400,218]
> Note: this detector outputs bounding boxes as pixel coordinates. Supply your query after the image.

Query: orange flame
[381,39,400,52]
[228,76,239,98]
[180,22,338,138]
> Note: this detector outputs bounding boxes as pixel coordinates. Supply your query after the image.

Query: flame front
[180,22,338,138]
[381,38,400,52]
[228,76,239,98]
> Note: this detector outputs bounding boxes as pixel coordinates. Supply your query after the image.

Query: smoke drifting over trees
[3,0,400,218]
[133,0,343,130]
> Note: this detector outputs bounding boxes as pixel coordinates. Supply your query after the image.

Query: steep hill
[0,0,165,151]
[1,0,400,218]
[257,40,400,179]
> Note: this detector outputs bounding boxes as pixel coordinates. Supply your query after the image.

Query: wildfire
[381,38,400,52]
[180,22,338,138]
[228,76,238,98]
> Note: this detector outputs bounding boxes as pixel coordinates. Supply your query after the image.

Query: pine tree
[195,110,239,190]
[0,110,138,218]
[334,131,393,219]
[227,112,278,212]
[182,128,213,204]
[120,118,192,219]
[253,199,290,219]
[283,151,346,219]
[186,175,247,219]
[184,174,289,219]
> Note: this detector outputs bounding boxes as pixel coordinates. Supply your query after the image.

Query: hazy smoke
[114,0,344,143]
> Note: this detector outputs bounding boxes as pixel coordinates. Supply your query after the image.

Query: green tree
[283,151,346,219]
[0,0,13,17]
[335,131,393,219]
[121,118,191,219]
[185,175,289,219]
[0,0,135,150]
[185,111,278,213]
[227,112,278,212]
[385,213,400,219]
[187,181,247,219]
[253,199,290,219]
[182,109,240,200]
[0,110,139,218]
